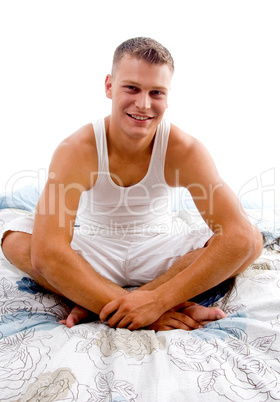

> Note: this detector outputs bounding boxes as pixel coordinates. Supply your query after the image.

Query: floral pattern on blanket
[1,249,280,401]
[72,326,166,368]
[168,323,280,401]
[20,369,77,402]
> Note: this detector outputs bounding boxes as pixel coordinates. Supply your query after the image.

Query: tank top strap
[78,118,172,235]
[147,118,171,185]
[92,118,171,186]
[92,119,109,180]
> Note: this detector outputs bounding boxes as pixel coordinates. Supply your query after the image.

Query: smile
[127,114,152,121]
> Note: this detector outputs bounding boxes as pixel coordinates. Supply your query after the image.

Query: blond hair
[112,37,174,75]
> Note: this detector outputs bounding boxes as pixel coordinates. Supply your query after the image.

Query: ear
[105,74,113,99]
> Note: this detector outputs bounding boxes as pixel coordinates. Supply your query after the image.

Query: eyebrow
[121,80,169,91]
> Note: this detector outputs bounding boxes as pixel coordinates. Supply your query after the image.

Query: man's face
[105,55,173,139]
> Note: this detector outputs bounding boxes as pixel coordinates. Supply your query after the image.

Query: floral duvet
[1,212,280,401]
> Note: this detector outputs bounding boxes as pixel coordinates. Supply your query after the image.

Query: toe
[62,306,91,328]
[181,304,226,323]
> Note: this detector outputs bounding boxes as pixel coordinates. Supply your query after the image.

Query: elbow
[31,242,59,278]
[235,223,263,264]
[249,224,263,261]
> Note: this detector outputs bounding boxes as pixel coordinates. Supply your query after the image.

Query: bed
[1,184,280,401]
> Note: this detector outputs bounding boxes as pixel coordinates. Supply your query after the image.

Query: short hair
[112,37,174,75]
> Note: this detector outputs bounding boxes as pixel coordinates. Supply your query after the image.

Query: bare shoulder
[165,123,219,187]
[60,122,95,154]
[167,123,207,158]
[49,123,98,189]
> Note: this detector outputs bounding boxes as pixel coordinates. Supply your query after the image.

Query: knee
[1,231,31,266]
[1,231,16,261]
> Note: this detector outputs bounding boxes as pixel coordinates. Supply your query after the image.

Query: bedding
[1,186,280,401]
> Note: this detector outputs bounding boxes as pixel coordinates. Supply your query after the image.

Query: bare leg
[2,231,60,294]
[2,231,221,329]
[139,247,205,292]
[1,232,226,330]
[1,231,125,328]
[140,228,262,293]
[140,230,262,331]
[1,229,262,330]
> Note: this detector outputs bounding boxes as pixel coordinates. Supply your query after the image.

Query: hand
[147,303,226,331]
[147,308,202,331]
[99,290,165,330]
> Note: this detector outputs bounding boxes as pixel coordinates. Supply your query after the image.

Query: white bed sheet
[1,246,280,401]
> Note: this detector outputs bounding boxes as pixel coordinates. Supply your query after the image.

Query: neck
[105,115,156,161]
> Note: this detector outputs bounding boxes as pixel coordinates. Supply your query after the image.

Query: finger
[147,324,174,331]
[111,311,140,329]
[170,318,193,331]
[173,312,201,329]
[149,313,199,332]
[159,326,174,331]
[100,300,120,322]
[107,307,133,328]
[108,313,126,328]
[153,317,194,331]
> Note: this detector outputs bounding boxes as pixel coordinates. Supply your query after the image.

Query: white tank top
[77,118,175,236]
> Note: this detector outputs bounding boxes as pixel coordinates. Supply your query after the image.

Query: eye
[125,85,138,92]
[151,90,165,97]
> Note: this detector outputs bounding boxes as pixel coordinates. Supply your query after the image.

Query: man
[0,37,263,331]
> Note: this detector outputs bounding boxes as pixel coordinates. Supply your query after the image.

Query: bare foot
[148,303,226,331]
[179,303,226,326]
[60,305,91,328]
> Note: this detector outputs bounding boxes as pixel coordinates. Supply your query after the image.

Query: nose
[135,92,151,110]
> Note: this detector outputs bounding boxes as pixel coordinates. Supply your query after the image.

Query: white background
[0,0,279,202]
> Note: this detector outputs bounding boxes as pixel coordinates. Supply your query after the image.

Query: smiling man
[0,37,263,331]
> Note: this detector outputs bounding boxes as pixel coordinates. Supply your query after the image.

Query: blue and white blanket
[1,185,280,401]
[1,245,280,401]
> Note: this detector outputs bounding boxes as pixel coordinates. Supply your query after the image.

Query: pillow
[0,184,40,213]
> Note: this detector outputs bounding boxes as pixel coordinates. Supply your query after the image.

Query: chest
[108,156,151,187]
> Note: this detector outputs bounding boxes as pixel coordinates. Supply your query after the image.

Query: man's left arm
[100,130,263,329]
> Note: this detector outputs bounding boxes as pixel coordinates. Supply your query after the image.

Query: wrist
[153,284,173,313]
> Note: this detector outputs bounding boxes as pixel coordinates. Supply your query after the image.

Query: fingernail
[198,325,204,329]
[217,315,223,320]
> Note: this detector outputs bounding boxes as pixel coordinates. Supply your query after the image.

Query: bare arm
[31,124,127,314]
[100,125,263,328]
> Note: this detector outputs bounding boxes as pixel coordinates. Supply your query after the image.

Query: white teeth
[130,114,150,121]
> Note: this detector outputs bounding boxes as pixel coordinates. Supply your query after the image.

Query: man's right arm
[30,124,127,314]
